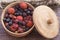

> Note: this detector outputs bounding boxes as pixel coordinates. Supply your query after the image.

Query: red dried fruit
[10,23,18,32]
[24,16,32,21]
[14,19,19,23]
[12,15,16,19]
[9,15,16,19]
[26,21,33,27]
[19,2,27,9]
[13,23,18,27]
[9,14,13,18]
[16,16,23,21]
[8,8,15,14]
[24,20,28,23]
[26,16,32,20]
[17,27,24,33]
[10,26,16,32]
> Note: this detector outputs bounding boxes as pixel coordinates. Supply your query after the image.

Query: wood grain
[0,5,60,40]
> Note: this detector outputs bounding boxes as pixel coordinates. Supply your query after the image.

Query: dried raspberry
[26,21,33,27]
[16,16,23,21]
[19,2,27,9]
[8,8,15,14]
[17,27,24,33]
[10,23,18,32]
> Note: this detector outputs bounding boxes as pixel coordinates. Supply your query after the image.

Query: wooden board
[0,5,60,40]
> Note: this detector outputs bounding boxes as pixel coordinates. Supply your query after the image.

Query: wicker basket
[1,2,34,37]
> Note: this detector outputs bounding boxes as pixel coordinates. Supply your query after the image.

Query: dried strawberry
[26,21,33,27]
[8,8,15,14]
[16,16,23,21]
[19,2,27,9]
[10,23,18,32]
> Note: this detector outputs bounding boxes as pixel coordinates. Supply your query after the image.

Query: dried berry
[28,7,33,11]
[26,11,31,15]
[17,27,24,33]
[17,21,23,25]
[19,2,28,9]
[6,25,10,30]
[8,21,13,26]
[14,13,20,16]
[10,23,18,32]
[14,19,19,23]
[23,12,27,17]
[16,16,23,21]
[22,21,26,26]
[6,18,11,22]
[26,21,33,27]
[8,8,15,14]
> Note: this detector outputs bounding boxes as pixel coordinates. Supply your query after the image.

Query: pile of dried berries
[3,2,34,33]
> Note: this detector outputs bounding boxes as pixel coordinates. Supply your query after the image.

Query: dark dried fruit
[6,25,10,30]
[22,21,26,26]
[28,7,33,11]
[26,10,31,15]
[14,19,19,23]
[26,15,32,20]
[6,18,11,22]
[18,21,23,25]
[24,27,30,31]
[8,21,13,26]
[23,12,27,17]
[24,9,28,12]
[14,13,20,16]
